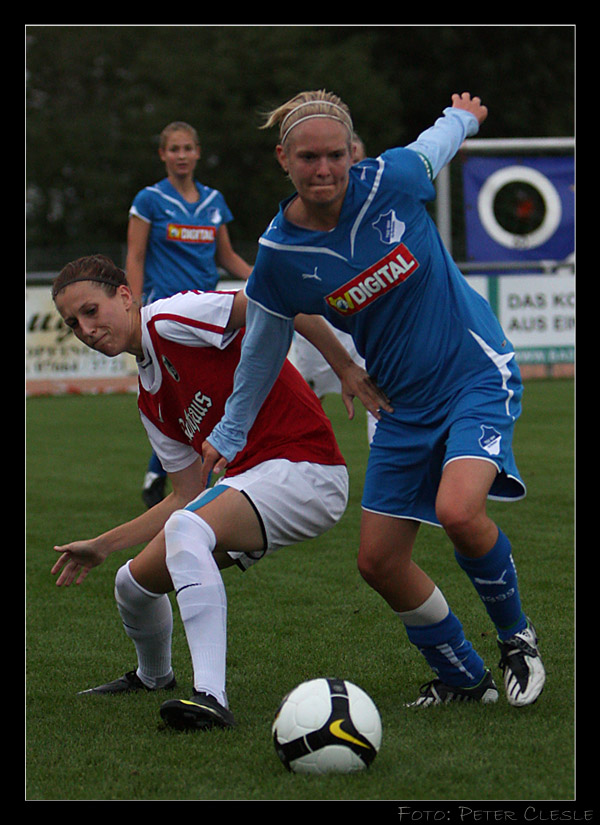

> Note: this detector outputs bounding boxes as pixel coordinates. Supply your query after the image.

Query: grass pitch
[26,380,574,802]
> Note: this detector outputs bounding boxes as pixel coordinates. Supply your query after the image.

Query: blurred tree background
[26,25,575,271]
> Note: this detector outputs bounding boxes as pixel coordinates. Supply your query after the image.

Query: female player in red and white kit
[50,254,386,731]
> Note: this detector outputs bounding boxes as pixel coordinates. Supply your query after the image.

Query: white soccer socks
[164,509,229,708]
[114,559,174,689]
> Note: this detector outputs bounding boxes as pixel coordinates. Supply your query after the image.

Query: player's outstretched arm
[450,92,488,126]
[51,459,204,586]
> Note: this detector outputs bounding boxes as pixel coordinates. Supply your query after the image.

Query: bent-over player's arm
[51,458,204,587]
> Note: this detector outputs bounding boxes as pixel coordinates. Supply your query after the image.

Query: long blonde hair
[261,90,354,146]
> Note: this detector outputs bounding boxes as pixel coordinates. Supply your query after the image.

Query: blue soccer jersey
[209,107,525,515]
[248,148,516,419]
[129,178,234,300]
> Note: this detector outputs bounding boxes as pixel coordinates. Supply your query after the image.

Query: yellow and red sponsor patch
[325,243,419,316]
[167,223,217,243]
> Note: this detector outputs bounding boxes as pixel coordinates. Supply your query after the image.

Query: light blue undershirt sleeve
[405,107,480,180]
[206,299,295,462]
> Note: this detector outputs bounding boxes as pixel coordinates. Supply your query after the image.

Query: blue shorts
[362,378,526,526]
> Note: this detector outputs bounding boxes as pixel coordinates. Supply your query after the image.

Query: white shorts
[186,459,349,570]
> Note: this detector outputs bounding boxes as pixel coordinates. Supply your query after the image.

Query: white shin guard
[164,509,228,707]
[114,559,174,689]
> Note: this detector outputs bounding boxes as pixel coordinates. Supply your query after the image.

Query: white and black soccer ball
[272,677,382,775]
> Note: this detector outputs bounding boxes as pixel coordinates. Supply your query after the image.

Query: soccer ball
[272,677,382,775]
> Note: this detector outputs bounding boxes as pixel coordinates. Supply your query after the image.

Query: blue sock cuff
[454,528,512,575]
[404,610,463,648]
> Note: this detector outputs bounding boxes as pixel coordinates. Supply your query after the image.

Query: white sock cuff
[396,586,450,627]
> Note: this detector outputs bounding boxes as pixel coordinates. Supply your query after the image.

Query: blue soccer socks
[404,610,487,688]
[455,529,527,641]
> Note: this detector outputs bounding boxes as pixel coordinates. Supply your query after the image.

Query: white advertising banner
[26,285,138,395]
[496,274,574,364]
[465,274,574,365]
[26,276,572,395]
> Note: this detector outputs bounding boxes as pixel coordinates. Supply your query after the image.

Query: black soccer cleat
[406,668,499,707]
[160,691,235,731]
[77,669,176,695]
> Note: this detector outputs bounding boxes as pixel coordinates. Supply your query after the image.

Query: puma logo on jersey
[302,267,321,281]
[325,243,419,316]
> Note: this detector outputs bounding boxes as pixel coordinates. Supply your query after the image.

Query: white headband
[280,100,353,144]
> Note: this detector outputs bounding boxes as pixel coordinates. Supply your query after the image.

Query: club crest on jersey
[479,425,502,456]
[325,243,419,316]
[161,355,180,382]
[372,210,406,244]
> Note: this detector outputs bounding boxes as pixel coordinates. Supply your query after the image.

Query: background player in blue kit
[201,90,546,708]
[126,121,253,506]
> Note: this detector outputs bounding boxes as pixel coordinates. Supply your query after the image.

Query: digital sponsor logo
[325,243,419,316]
[167,223,217,243]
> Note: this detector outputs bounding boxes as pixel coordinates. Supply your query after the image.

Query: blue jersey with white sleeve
[209,107,522,471]
[129,178,234,301]
[246,108,515,417]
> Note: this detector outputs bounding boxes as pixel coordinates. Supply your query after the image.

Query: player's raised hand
[451,92,488,126]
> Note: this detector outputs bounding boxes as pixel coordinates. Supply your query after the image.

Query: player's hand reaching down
[52,538,109,586]
[338,361,393,422]
[200,440,228,491]
[199,362,392,491]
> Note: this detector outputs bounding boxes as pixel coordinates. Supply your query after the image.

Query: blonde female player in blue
[201,91,546,708]
[126,121,253,507]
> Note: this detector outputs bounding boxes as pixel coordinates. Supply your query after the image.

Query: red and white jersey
[137,290,346,476]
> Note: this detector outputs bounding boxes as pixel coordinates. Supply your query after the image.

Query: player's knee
[356,548,374,586]
[163,509,186,548]
[114,560,148,610]
[436,499,480,545]
[164,508,217,570]
[114,562,129,604]
[357,543,394,589]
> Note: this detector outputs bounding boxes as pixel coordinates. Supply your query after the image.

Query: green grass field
[26,379,575,802]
